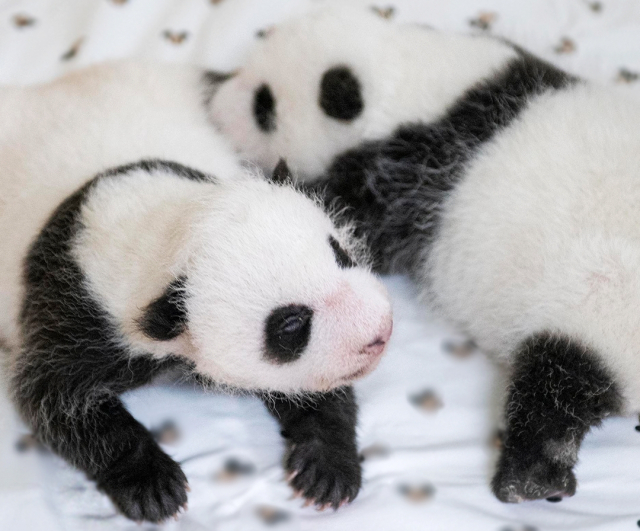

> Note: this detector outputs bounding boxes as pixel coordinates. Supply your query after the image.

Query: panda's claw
[97,440,188,524]
[285,438,361,511]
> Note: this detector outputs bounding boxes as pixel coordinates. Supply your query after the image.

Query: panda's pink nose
[362,319,393,356]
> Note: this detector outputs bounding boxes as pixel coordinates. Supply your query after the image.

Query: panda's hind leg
[492,332,622,503]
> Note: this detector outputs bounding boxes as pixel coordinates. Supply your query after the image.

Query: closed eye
[279,311,312,335]
[264,305,314,364]
[329,235,356,268]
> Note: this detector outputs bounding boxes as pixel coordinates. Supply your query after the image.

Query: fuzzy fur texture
[0,63,393,521]
[210,5,640,504]
[492,333,621,503]
[209,4,517,178]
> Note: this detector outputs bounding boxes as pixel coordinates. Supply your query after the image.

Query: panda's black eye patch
[319,66,364,121]
[139,276,188,341]
[254,83,276,132]
[264,305,313,364]
[329,235,356,268]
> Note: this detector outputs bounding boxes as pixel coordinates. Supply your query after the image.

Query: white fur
[209,5,517,178]
[427,83,640,412]
[211,6,640,410]
[0,61,392,393]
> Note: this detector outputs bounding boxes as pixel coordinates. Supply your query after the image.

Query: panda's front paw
[285,438,361,510]
[96,441,188,523]
[491,452,576,503]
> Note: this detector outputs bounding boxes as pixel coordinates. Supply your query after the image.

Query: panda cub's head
[175,176,392,393]
[208,5,398,179]
[71,161,392,394]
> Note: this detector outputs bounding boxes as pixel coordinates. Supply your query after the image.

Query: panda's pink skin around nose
[362,319,393,357]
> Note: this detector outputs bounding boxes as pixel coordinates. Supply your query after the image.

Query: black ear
[271,158,292,184]
[319,66,364,121]
[139,276,188,341]
[202,70,236,105]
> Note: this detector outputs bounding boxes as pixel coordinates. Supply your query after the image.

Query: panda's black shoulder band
[312,53,577,276]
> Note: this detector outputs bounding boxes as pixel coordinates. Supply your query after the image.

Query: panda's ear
[202,70,236,105]
[139,276,188,341]
[271,158,293,184]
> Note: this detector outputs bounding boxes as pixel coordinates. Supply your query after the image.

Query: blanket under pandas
[0,61,393,522]
[209,5,640,504]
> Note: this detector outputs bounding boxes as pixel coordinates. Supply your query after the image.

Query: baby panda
[209,5,640,505]
[0,62,393,522]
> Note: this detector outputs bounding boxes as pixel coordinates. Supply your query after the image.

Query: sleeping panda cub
[210,5,640,505]
[0,62,392,522]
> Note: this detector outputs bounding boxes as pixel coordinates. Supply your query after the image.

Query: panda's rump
[426,83,640,408]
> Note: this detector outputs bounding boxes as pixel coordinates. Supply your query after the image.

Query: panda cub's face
[209,6,391,178]
[177,179,392,393]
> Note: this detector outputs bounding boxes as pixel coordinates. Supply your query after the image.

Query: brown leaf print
[13,14,36,28]
[255,505,290,526]
[150,419,180,445]
[163,30,189,45]
[398,482,435,503]
[214,457,256,482]
[359,443,390,461]
[371,6,396,19]
[469,12,497,31]
[256,26,275,39]
[15,433,39,452]
[584,0,603,13]
[409,389,443,413]
[61,37,84,61]
[442,338,477,359]
[617,68,640,84]
[554,37,576,54]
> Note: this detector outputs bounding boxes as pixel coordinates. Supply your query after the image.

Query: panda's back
[0,61,240,350]
[427,83,640,409]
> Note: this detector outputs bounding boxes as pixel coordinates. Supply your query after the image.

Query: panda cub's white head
[209,5,518,180]
[182,178,392,393]
[73,161,392,394]
[208,5,395,179]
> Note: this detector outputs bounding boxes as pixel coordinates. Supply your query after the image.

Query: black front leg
[72,397,188,522]
[12,353,189,523]
[262,386,361,510]
[492,332,622,503]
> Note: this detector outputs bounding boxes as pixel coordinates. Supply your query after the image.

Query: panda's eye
[279,312,309,334]
[329,235,356,268]
[264,305,313,364]
[254,83,276,133]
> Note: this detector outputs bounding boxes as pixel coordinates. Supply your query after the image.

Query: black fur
[329,235,356,268]
[13,160,210,522]
[13,158,358,520]
[139,276,188,341]
[262,387,361,509]
[492,332,622,503]
[319,66,364,121]
[202,70,235,106]
[271,158,292,184]
[254,83,277,132]
[264,305,313,364]
[310,53,576,274]
[101,159,211,183]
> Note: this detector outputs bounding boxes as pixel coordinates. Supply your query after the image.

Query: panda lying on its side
[0,62,392,522]
[210,5,640,504]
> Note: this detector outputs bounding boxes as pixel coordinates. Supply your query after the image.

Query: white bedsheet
[2,1,640,530]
